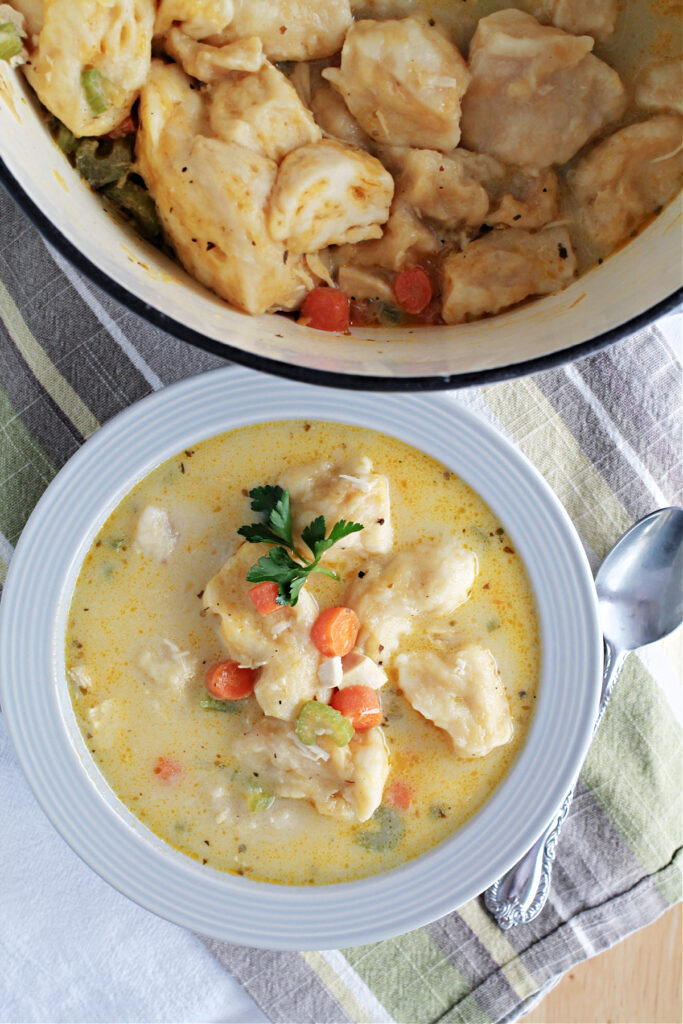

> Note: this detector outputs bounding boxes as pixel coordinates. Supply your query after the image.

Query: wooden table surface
[521,903,682,1023]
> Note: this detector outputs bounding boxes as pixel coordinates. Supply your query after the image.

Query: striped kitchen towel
[0,185,681,1024]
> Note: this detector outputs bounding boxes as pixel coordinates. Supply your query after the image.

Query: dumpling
[155,0,234,40]
[267,140,394,254]
[232,718,389,821]
[205,0,353,61]
[6,0,43,42]
[24,0,155,136]
[203,542,320,721]
[635,61,683,116]
[335,200,441,272]
[278,455,393,560]
[345,543,478,660]
[163,27,265,81]
[441,226,577,324]
[569,115,683,254]
[310,84,374,150]
[392,148,494,229]
[460,9,626,168]
[395,644,513,757]
[391,148,559,232]
[323,17,470,152]
[530,0,620,41]
[207,62,322,162]
[486,166,559,231]
[136,61,313,314]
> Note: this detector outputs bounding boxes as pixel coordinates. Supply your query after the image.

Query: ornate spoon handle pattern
[484,640,625,929]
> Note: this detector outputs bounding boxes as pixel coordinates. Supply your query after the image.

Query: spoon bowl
[596,507,683,653]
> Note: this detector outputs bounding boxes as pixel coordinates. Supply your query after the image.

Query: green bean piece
[0,22,22,61]
[199,695,246,714]
[104,180,162,241]
[354,805,405,852]
[54,121,79,157]
[75,137,133,189]
[81,67,110,115]
[377,302,406,327]
[296,701,354,747]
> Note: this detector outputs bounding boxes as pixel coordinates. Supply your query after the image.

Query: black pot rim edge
[2,157,681,393]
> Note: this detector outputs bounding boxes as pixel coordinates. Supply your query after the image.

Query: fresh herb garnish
[238,485,363,606]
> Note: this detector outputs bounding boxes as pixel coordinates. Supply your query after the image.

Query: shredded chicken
[134,506,177,562]
[232,718,389,821]
[138,639,197,694]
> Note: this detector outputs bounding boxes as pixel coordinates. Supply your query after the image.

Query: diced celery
[81,67,110,115]
[199,695,246,714]
[104,180,162,241]
[233,769,276,812]
[247,788,275,813]
[354,805,405,852]
[0,22,22,61]
[75,137,133,189]
[296,701,354,747]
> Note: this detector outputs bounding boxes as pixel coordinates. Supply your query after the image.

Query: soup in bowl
[66,418,541,884]
[0,370,601,946]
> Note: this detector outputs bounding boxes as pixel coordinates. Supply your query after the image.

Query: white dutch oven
[0,63,680,389]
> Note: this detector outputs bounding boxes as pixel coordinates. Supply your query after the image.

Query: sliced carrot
[248,581,280,615]
[154,756,182,781]
[330,685,382,730]
[311,607,360,658]
[205,660,256,700]
[385,780,414,810]
[393,267,433,314]
[300,287,350,333]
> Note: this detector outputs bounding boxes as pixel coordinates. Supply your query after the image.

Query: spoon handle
[484,640,626,929]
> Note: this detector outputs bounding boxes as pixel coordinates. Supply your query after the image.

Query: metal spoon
[485,506,683,930]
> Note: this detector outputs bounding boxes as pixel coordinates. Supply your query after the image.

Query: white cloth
[0,717,268,1024]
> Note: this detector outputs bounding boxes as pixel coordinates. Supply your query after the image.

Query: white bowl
[0,368,602,949]
[0,64,681,389]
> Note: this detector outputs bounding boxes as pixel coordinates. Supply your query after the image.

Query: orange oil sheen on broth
[66,420,540,885]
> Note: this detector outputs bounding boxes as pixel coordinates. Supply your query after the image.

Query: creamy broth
[66,421,540,885]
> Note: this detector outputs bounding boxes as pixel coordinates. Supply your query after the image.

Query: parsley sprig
[238,485,363,606]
